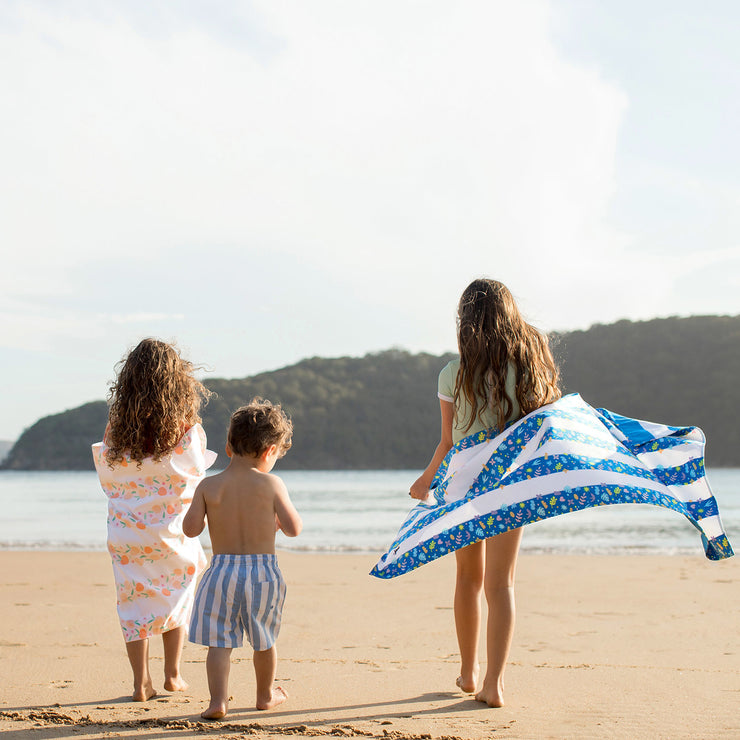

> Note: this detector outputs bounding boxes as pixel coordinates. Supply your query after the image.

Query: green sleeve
[437,359,458,402]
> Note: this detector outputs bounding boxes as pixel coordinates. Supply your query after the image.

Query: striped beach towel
[371,394,734,579]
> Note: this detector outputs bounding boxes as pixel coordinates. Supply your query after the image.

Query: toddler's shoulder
[262,471,289,497]
[196,469,225,498]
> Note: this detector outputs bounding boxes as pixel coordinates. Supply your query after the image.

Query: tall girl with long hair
[409,278,560,707]
[92,339,216,701]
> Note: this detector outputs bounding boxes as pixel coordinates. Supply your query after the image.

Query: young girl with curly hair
[409,278,560,707]
[92,338,216,701]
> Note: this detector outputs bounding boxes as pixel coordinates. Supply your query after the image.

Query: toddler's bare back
[198,467,285,554]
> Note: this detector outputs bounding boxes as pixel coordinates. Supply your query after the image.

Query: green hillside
[3,315,739,470]
[3,350,452,471]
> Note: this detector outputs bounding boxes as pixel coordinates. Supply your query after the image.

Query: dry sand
[1,550,738,739]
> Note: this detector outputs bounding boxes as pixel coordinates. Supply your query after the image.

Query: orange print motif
[93,424,214,644]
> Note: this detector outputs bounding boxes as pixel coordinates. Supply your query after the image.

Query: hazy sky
[1,0,738,441]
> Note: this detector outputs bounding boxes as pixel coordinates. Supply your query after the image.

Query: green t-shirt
[438,358,520,444]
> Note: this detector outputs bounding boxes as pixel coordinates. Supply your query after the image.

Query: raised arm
[182,481,207,538]
[409,399,454,500]
[274,479,303,538]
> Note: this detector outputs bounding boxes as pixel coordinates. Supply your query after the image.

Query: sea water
[1,469,738,556]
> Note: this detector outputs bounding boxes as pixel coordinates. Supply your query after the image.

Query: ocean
[1,468,738,557]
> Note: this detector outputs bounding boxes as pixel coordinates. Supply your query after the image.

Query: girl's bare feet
[256,686,288,710]
[126,637,156,702]
[132,682,157,702]
[475,679,505,708]
[200,701,228,721]
[164,675,189,692]
[456,667,479,694]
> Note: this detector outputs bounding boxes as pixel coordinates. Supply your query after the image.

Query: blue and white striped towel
[371,394,733,579]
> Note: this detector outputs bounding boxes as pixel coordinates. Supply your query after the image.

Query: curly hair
[455,278,561,433]
[228,398,293,458]
[105,338,212,466]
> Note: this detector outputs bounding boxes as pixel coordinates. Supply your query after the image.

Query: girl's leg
[454,541,485,693]
[202,647,232,720]
[125,637,156,701]
[253,646,288,710]
[475,527,523,708]
[162,625,188,692]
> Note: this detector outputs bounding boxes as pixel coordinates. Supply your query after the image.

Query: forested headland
[3,315,739,470]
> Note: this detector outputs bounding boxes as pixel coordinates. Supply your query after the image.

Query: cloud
[0,0,629,330]
[1,1,738,440]
[107,313,185,324]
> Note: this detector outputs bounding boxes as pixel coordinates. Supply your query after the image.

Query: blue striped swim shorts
[189,553,286,651]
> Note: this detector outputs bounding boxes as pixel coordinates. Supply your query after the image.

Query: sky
[1,0,739,441]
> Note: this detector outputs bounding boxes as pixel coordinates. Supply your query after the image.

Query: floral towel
[372,394,734,579]
[92,424,216,641]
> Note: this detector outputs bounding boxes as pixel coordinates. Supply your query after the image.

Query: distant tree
[3,316,739,469]
[3,401,109,470]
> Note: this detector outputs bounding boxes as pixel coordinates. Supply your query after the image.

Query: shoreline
[2,551,739,739]
[0,542,722,556]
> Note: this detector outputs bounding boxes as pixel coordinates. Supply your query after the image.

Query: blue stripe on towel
[371,394,733,579]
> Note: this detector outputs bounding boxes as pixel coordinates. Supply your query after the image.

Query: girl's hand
[409,399,453,502]
[409,477,431,501]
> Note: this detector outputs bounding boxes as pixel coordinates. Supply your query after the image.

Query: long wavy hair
[454,278,561,433]
[105,338,211,466]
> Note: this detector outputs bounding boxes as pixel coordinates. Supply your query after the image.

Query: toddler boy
[183,398,302,719]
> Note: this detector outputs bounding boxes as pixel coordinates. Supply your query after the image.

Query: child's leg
[125,638,156,701]
[253,646,288,710]
[454,541,485,693]
[201,647,232,720]
[475,527,523,708]
[162,625,188,692]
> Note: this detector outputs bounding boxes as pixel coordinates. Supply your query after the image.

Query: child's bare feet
[200,701,228,721]
[256,686,288,710]
[132,681,157,702]
[475,679,505,708]
[456,667,479,694]
[164,675,189,692]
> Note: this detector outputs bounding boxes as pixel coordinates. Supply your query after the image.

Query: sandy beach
[1,550,738,739]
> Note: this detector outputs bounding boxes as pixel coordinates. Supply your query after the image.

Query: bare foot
[164,675,189,692]
[132,682,157,702]
[475,681,504,708]
[200,702,228,721]
[456,672,478,694]
[256,686,288,710]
